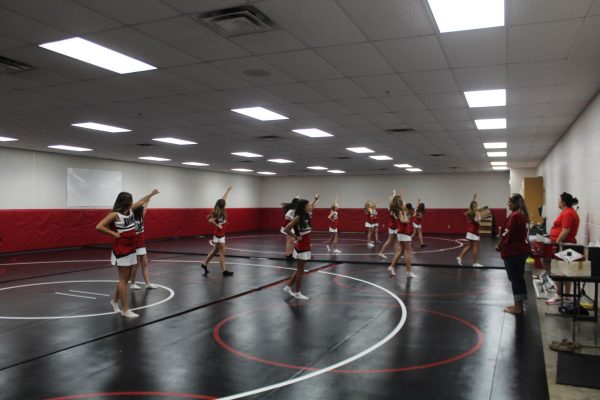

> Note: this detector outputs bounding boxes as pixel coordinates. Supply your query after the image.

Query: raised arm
[222,186,232,201]
[333,193,339,208]
[472,193,477,202]
[132,189,159,210]
[309,193,320,211]
[96,212,119,239]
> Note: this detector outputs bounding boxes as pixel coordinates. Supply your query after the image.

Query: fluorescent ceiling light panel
[369,155,393,161]
[487,151,507,157]
[39,37,156,74]
[153,137,197,145]
[138,156,170,161]
[427,0,505,33]
[0,136,18,141]
[346,147,374,154]
[483,142,507,149]
[71,122,130,133]
[307,166,328,170]
[48,145,92,152]
[268,158,293,164]
[292,128,333,138]
[182,162,209,166]
[327,170,346,174]
[475,118,506,130]
[257,171,277,175]
[231,152,263,158]
[394,164,412,168]
[464,89,506,108]
[493,166,508,170]
[231,107,288,121]
[490,161,507,166]
[406,168,423,172]
[231,168,253,172]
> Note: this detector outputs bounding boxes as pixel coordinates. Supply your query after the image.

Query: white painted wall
[509,168,538,195]
[0,147,261,209]
[538,92,600,245]
[260,172,510,209]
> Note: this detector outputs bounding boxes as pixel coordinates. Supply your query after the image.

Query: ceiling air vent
[430,153,446,157]
[386,128,414,133]
[196,5,277,37]
[134,143,156,148]
[258,135,281,139]
[0,55,33,73]
[336,156,351,160]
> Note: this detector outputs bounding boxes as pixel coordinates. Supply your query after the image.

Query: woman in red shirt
[496,194,531,315]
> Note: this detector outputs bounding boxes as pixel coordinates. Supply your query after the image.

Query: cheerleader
[129,197,157,290]
[387,195,417,279]
[283,194,319,300]
[364,201,377,248]
[96,189,160,318]
[412,199,426,248]
[201,186,234,277]
[457,193,483,267]
[281,196,299,261]
[326,194,342,254]
[378,190,399,259]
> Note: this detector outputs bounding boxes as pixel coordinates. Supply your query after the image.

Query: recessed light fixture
[427,0,504,33]
[153,137,197,145]
[406,168,423,172]
[394,164,412,168]
[487,151,507,157]
[48,145,92,152]
[327,170,346,174]
[0,135,18,141]
[268,158,293,164]
[369,155,393,161]
[292,128,334,138]
[257,171,277,175]
[483,142,507,149]
[307,166,328,170]
[39,37,156,74]
[232,152,263,158]
[492,166,508,170]
[182,162,209,166]
[71,122,131,133]
[231,107,288,121]
[231,168,254,172]
[346,147,374,154]
[138,156,170,161]
[490,161,507,166]
[475,118,507,130]
[464,89,506,108]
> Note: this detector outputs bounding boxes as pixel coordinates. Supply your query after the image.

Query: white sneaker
[473,263,483,267]
[333,249,342,254]
[293,292,309,300]
[145,283,158,289]
[367,242,375,248]
[326,245,331,252]
[457,257,462,266]
[387,265,396,276]
[406,271,418,279]
[283,286,294,297]
[130,283,141,290]
[121,309,139,318]
[378,253,388,259]
[110,300,120,312]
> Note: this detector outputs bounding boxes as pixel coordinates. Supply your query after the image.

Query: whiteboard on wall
[67,168,122,207]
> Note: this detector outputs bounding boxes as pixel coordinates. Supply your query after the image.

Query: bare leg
[388,241,403,274]
[218,243,227,272]
[458,241,471,259]
[129,259,140,284]
[115,267,131,312]
[379,234,396,255]
[375,227,380,243]
[404,242,413,273]
[332,232,338,250]
[139,254,150,284]
[367,228,373,244]
[418,229,424,246]
[292,260,306,292]
[472,241,479,264]
[285,236,294,256]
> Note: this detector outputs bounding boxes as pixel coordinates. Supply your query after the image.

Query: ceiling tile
[264,83,328,103]
[132,70,212,94]
[316,43,394,76]
[560,56,600,84]
[508,118,543,128]
[306,78,368,100]
[440,120,476,131]
[508,60,565,88]
[508,19,582,63]
[261,50,343,81]
[469,106,506,119]
[419,92,467,109]
[591,0,600,14]
[351,75,413,97]
[395,110,436,123]
[0,33,24,50]
[160,0,246,13]
[299,101,352,116]
[72,0,181,24]
[507,86,555,105]
[441,27,506,68]
[507,0,592,25]
[571,16,600,58]
[507,104,547,118]
[431,108,471,121]
[401,70,459,94]
[231,30,306,54]
[375,35,448,72]
[545,101,590,116]
[551,83,600,103]
[168,63,252,90]
[337,98,389,114]
[378,95,426,111]
[0,8,66,44]
[211,56,296,85]
[453,65,506,91]
[408,122,445,131]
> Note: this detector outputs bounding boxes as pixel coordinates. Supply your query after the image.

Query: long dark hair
[389,195,403,217]
[417,203,425,215]
[112,192,133,213]
[210,198,226,220]
[294,199,310,231]
[560,192,579,208]
[282,197,299,213]
[509,193,529,220]
[405,202,414,218]
[133,205,144,221]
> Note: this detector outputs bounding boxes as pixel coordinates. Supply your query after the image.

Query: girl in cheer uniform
[327,194,342,254]
[457,193,483,267]
[201,186,234,277]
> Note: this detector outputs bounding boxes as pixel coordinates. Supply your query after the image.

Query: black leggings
[503,253,529,301]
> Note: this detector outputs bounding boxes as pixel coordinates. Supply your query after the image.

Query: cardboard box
[551,259,592,277]
[479,206,492,219]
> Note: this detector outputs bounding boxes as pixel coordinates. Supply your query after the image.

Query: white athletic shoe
[333,249,342,254]
[378,253,388,259]
[110,300,120,313]
[121,309,139,318]
[283,286,294,297]
[145,283,158,289]
[387,265,396,276]
[457,257,463,266]
[293,292,309,300]
[406,271,418,279]
[367,242,375,248]
[130,283,142,290]
[473,263,483,267]
[326,245,331,252]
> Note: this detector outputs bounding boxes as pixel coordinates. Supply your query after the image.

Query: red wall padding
[262,208,506,236]
[0,208,505,253]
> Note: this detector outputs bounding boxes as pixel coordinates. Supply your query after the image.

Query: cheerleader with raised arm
[129,197,157,290]
[96,189,160,318]
[326,194,342,254]
[387,194,417,279]
[281,196,299,261]
[412,199,426,248]
[364,201,377,248]
[378,190,399,259]
[457,193,483,267]
[283,194,320,300]
[201,186,234,277]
